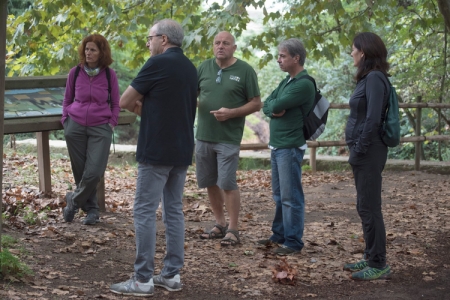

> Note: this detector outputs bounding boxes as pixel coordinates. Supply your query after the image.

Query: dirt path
[1,168,449,299]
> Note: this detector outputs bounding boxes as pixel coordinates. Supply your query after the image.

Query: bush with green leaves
[0,235,33,279]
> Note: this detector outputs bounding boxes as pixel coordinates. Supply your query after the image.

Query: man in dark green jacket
[261,38,315,255]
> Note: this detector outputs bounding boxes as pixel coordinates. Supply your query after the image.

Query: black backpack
[72,65,111,108]
[380,77,400,147]
[298,75,330,140]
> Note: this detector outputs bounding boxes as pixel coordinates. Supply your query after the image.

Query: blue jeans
[133,163,188,282]
[269,148,305,251]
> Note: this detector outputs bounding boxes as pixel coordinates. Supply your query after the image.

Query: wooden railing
[241,101,450,172]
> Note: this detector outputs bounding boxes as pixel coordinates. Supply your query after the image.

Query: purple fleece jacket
[61,65,120,127]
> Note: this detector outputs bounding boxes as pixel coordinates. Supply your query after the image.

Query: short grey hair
[154,19,184,47]
[278,38,307,66]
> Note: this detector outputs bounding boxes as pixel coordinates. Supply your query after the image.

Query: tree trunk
[0,0,8,253]
[438,0,450,32]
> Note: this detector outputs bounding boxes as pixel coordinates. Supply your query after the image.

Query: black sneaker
[257,239,278,246]
[273,245,300,256]
[63,192,78,222]
[82,213,100,225]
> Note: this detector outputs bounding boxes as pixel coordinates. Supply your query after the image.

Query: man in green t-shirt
[197,31,261,246]
[261,38,315,256]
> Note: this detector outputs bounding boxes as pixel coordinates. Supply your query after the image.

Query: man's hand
[272,110,285,117]
[120,85,144,114]
[210,107,233,121]
[134,100,142,116]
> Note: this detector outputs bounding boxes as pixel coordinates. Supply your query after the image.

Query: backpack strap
[73,66,112,109]
[296,74,319,117]
[105,67,111,108]
[72,65,81,103]
[297,74,319,92]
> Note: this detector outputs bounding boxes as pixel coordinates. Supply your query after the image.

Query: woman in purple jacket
[61,34,120,225]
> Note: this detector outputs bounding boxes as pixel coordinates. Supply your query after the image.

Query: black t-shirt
[131,47,197,165]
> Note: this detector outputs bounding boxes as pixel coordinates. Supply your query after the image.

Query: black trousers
[348,140,388,268]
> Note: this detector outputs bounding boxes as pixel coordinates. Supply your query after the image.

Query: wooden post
[309,147,317,173]
[36,132,52,193]
[415,96,422,171]
[96,176,106,212]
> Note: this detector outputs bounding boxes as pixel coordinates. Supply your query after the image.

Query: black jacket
[345,71,390,154]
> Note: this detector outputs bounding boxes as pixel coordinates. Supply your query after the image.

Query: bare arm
[120,85,144,116]
[210,95,261,121]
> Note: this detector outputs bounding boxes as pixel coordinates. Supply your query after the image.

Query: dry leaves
[271,258,298,285]
[1,151,449,299]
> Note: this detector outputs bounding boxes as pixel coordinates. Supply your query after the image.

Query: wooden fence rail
[6,75,450,182]
[330,103,450,109]
[241,102,450,172]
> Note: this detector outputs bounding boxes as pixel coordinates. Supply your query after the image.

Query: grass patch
[1,235,17,249]
[238,157,271,170]
[0,235,33,279]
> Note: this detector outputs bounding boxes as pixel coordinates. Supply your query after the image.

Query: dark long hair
[353,32,389,81]
[78,34,113,69]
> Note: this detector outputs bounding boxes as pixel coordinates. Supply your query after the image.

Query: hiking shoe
[343,259,369,272]
[63,192,78,222]
[110,276,154,297]
[153,274,182,291]
[273,245,300,256]
[257,239,278,246]
[82,213,100,225]
[351,265,392,281]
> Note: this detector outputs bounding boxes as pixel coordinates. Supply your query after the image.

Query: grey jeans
[64,117,112,214]
[133,163,188,282]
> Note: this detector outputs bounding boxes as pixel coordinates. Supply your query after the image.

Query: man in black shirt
[110,19,197,297]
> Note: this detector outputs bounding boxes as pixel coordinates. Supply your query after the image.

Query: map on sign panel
[4,87,65,119]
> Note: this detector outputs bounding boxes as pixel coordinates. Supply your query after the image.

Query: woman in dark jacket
[62,34,120,225]
[343,32,392,280]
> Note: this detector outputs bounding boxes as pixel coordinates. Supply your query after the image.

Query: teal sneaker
[343,259,368,272]
[351,265,392,281]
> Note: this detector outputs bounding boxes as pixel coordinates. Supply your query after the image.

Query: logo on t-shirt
[229,75,240,82]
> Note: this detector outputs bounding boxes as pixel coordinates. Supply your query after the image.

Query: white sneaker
[110,276,154,297]
[153,274,182,291]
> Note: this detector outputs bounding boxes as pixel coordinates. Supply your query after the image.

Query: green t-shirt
[197,58,260,145]
[262,70,315,148]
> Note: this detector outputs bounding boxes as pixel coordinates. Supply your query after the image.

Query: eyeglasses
[146,34,163,42]
[216,69,222,84]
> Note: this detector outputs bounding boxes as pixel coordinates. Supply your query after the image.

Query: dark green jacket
[262,70,315,148]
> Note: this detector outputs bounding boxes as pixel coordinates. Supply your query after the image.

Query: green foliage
[5,0,450,161]
[0,235,33,279]
[0,249,33,278]
[6,0,265,76]
[238,157,271,170]
[249,0,449,161]
[1,235,18,249]
[301,164,312,172]
[21,206,49,225]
